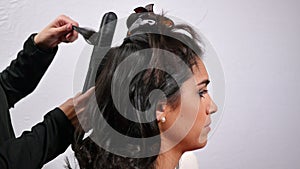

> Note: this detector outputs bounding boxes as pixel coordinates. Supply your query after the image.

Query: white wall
[0,0,299,168]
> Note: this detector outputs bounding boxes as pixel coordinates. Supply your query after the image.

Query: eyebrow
[197,79,210,86]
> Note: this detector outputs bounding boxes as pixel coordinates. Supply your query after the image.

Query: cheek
[188,98,208,145]
[180,93,199,125]
[179,92,207,138]
[196,101,208,131]
[163,90,200,140]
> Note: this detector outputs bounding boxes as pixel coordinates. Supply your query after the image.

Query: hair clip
[127,17,156,35]
[134,4,154,13]
[127,4,174,36]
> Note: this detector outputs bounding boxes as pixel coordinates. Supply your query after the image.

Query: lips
[204,122,211,128]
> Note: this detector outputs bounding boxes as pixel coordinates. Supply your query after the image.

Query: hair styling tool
[81,12,117,92]
[72,12,117,148]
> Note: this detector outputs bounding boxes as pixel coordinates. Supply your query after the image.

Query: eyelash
[198,90,208,98]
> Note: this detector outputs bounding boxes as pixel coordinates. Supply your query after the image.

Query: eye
[198,90,208,98]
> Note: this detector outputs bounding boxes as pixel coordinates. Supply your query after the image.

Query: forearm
[0,108,74,169]
[0,34,58,108]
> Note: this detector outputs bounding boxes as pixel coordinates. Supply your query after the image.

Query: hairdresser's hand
[34,15,79,50]
[59,87,95,128]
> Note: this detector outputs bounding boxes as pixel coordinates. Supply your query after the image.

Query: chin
[185,139,208,152]
[196,136,208,149]
[199,139,208,148]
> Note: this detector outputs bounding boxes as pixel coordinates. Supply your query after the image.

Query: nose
[209,100,218,115]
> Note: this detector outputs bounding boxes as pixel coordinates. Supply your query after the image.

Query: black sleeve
[0,33,58,108]
[0,108,75,169]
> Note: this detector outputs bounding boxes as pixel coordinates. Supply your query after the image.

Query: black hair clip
[126,4,174,36]
[134,4,154,13]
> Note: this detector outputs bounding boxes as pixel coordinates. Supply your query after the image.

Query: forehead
[192,58,209,82]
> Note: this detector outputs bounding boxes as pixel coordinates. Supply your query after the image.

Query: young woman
[70,4,217,169]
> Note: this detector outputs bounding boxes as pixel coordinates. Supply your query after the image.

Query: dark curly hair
[67,11,203,169]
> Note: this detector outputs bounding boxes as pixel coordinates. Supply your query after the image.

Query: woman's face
[159,58,217,152]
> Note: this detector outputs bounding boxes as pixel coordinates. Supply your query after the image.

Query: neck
[155,148,183,169]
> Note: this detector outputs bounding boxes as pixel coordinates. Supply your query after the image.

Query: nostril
[209,101,218,114]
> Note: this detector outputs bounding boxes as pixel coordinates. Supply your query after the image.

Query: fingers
[54,23,72,36]
[55,14,79,27]
[74,91,83,99]
[34,14,79,49]
[81,86,96,99]
[72,87,95,130]
[73,86,95,108]
[53,15,79,43]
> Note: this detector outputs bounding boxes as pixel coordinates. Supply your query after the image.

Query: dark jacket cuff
[46,107,75,143]
[25,33,58,55]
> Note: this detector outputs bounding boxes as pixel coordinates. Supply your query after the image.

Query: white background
[0,0,299,168]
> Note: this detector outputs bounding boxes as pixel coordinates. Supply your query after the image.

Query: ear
[156,102,167,122]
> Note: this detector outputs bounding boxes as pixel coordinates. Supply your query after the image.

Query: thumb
[55,23,73,36]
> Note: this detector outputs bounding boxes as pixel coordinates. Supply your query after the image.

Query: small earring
[160,117,166,123]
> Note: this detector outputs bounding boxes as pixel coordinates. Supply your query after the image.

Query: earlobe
[160,116,166,123]
[156,110,167,123]
[156,103,167,123]
[156,109,164,121]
